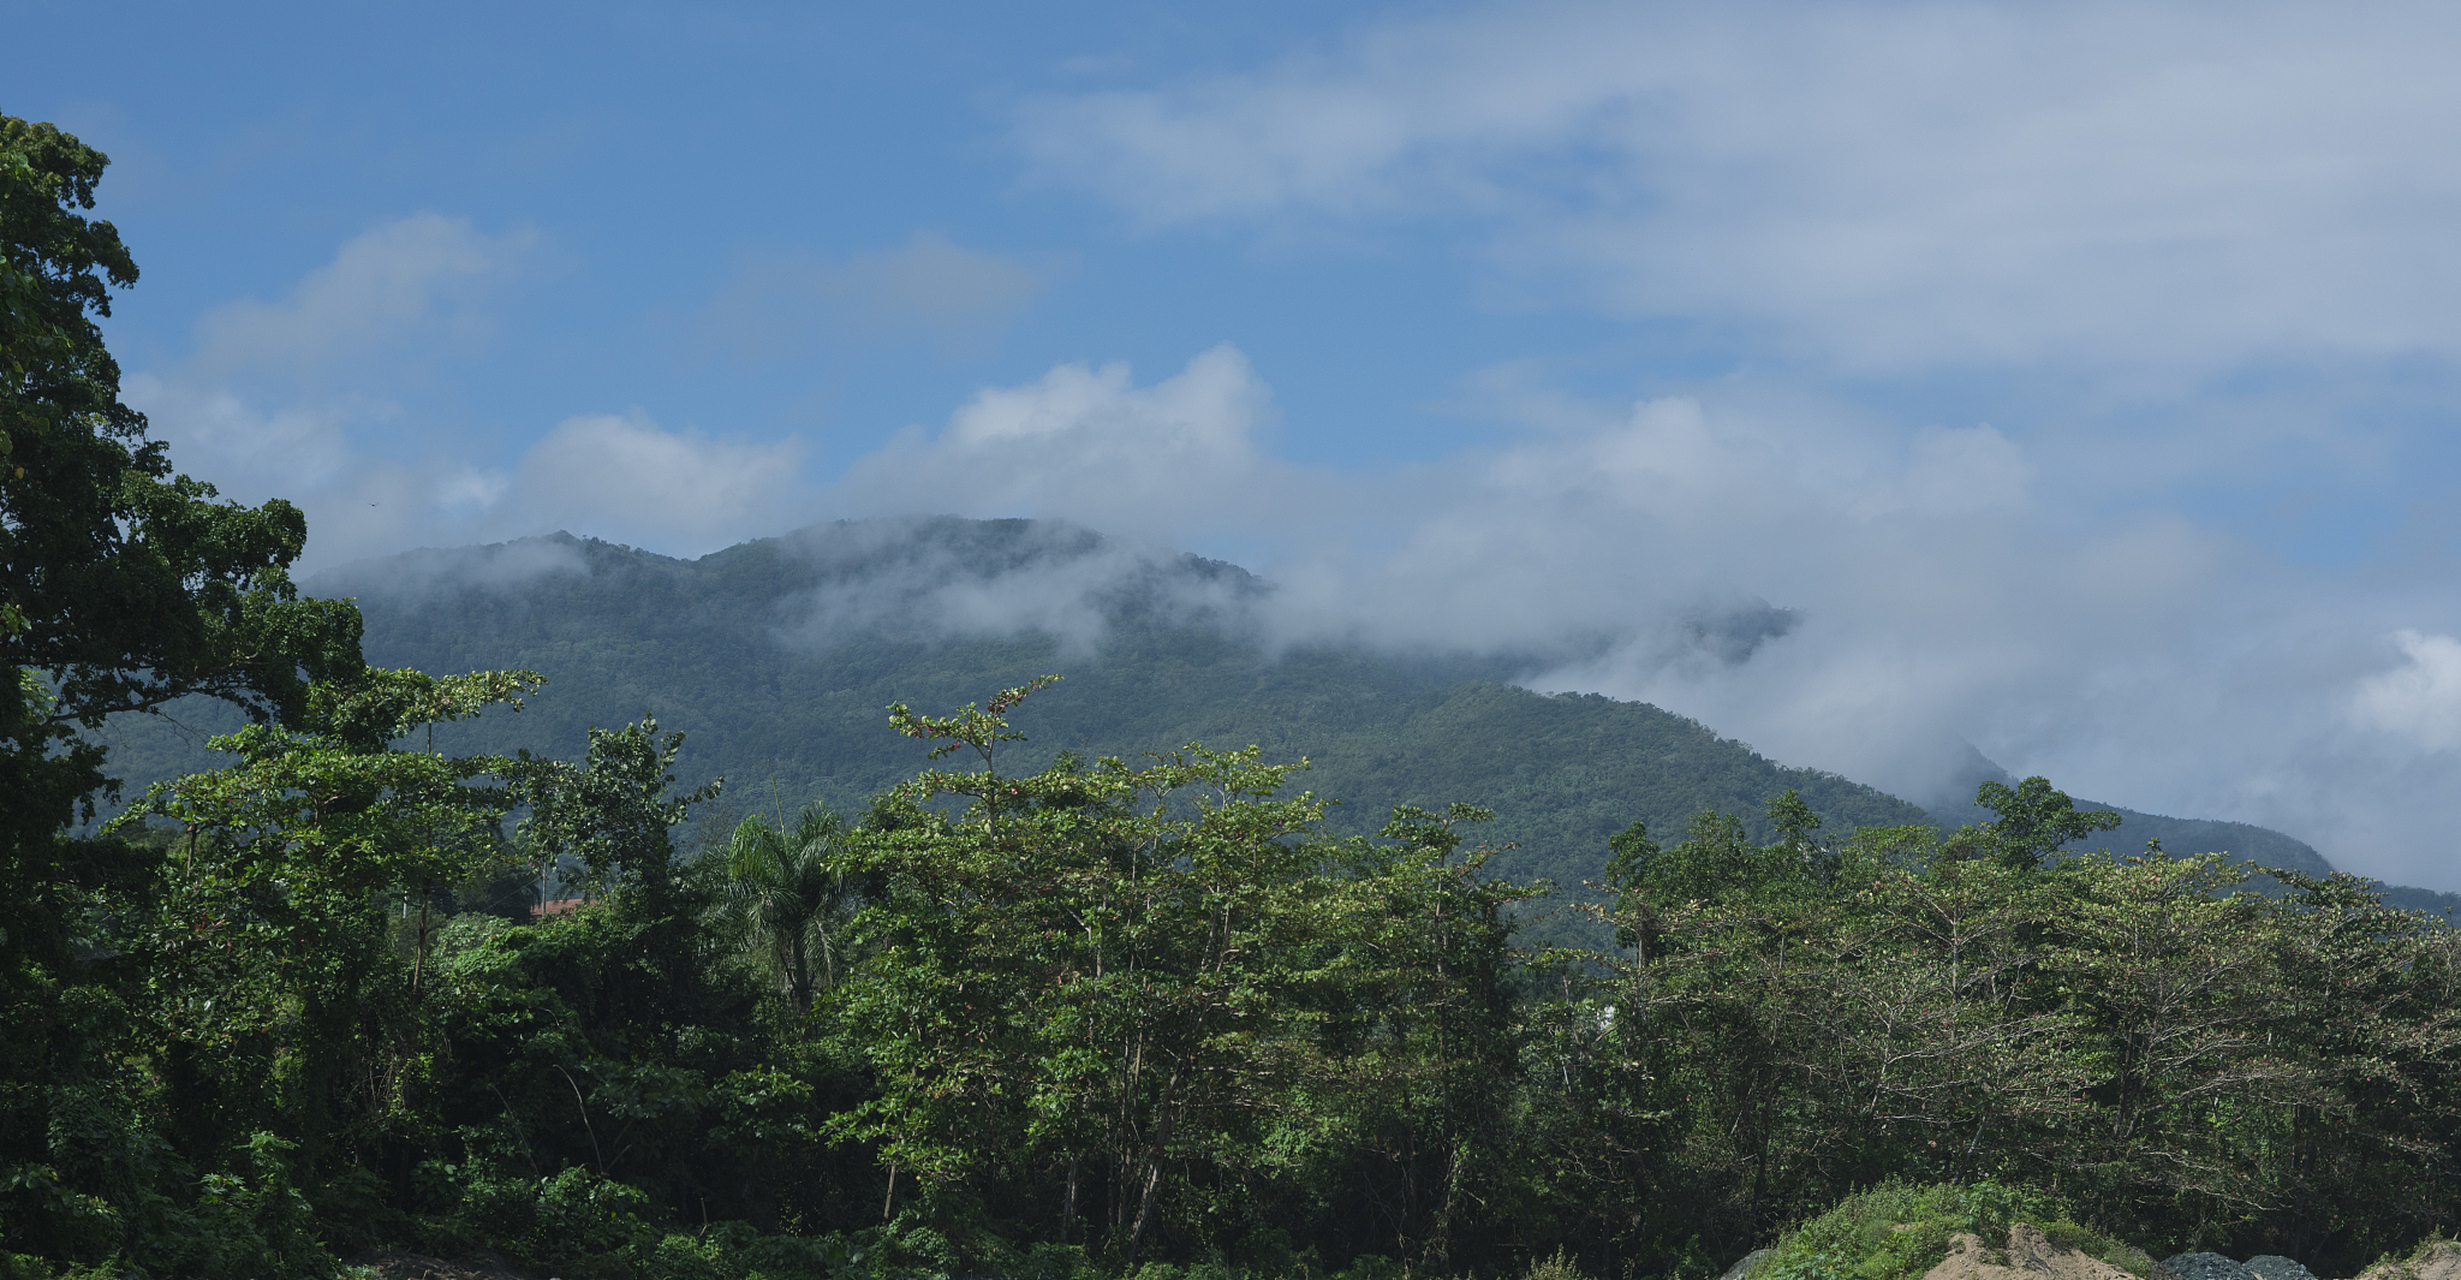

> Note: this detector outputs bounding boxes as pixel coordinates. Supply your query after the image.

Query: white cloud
[435,465,512,514]
[2353,630,2461,752]
[828,343,1303,536]
[700,231,1056,364]
[127,214,527,546]
[512,411,813,551]
[123,215,826,568]
[122,376,362,491]
[117,188,2461,893]
[769,517,1264,658]
[813,346,2461,890]
[189,213,522,375]
[313,534,592,600]
[138,404,816,573]
[1853,426,2036,521]
[1018,0,2461,374]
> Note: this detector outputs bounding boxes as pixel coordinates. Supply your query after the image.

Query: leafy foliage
[723,802,863,1013]
[1,113,368,1280]
[1753,1182,2139,1280]
[1972,776,2124,870]
[33,662,2461,1279]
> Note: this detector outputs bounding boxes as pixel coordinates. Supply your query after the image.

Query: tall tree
[1,116,367,1272]
[0,116,362,851]
[512,715,719,915]
[725,803,862,1013]
[835,680,1548,1267]
[1974,775,2122,870]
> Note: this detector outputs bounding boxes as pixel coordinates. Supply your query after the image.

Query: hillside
[97,519,1921,898]
[1924,746,2461,917]
[92,516,2451,918]
[325,519,1939,896]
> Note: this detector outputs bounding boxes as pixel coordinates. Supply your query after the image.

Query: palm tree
[724,805,859,1013]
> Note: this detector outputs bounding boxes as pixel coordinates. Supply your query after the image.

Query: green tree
[1798,847,2093,1185]
[1766,786,1832,878]
[512,714,720,914]
[422,718,780,1278]
[0,116,368,1274]
[724,803,862,1013]
[49,667,541,1273]
[1974,775,2121,870]
[1312,802,1539,1271]
[2046,850,2319,1236]
[841,682,1322,1260]
[0,115,361,852]
[833,680,1553,1268]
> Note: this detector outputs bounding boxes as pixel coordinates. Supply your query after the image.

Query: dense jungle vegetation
[12,116,2461,1280]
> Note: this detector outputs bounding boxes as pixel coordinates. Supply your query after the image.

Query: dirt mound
[1923,1224,2140,1280]
[2359,1242,2461,1280]
[350,1250,533,1280]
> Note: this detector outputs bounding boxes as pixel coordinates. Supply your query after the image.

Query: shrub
[1524,1247,1594,1280]
[1757,1183,2128,1280]
[173,1132,335,1280]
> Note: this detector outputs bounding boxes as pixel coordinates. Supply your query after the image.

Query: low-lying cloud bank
[203,333,2461,890]
[750,516,1269,658]
[787,347,2459,893]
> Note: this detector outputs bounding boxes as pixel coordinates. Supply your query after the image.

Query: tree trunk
[1060,1154,1080,1243]
[410,880,433,998]
[1124,1109,1176,1264]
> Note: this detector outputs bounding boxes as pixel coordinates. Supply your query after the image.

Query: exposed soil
[2360,1242,2461,1280]
[1922,1224,2140,1280]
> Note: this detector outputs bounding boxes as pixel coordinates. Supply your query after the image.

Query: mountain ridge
[94,517,2459,920]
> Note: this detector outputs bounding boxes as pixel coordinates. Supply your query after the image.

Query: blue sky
[22,0,2461,886]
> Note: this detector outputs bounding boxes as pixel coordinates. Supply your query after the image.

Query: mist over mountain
[95,515,2455,920]
[287,519,1921,913]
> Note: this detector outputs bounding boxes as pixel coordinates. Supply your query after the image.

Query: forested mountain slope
[1924,745,2461,916]
[311,518,1935,898]
[98,519,1913,895]
[98,515,2440,911]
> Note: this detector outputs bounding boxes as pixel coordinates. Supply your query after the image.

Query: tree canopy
[1,117,363,847]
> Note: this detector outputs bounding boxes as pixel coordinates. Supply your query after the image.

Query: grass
[1520,1250,1592,1280]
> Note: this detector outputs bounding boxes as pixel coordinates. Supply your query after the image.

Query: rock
[2246,1256,2320,1280]
[1721,1247,1777,1280]
[2009,1224,2065,1276]
[2164,1254,2259,1280]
